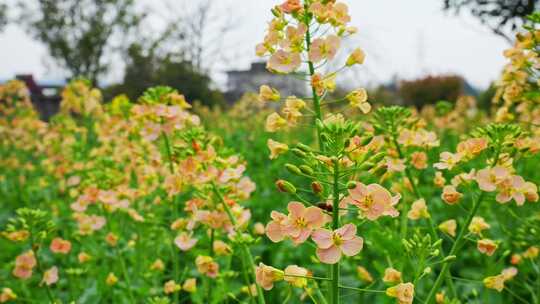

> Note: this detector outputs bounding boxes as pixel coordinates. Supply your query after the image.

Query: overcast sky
[0,0,511,90]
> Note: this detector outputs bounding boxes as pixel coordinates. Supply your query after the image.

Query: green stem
[32,246,55,303]
[331,159,340,304]
[116,248,136,304]
[161,131,174,173]
[211,183,266,304]
[303,4,323,150]
[313,281,329,304]
[338,285,385,293]
[161,131,180,303]
[425,191,486,304]
[392,137,456,297]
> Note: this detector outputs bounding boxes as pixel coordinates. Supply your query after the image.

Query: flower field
[1,1,540,304]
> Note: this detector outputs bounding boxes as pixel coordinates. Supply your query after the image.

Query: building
[0,75,64,121]
[225,62,307,103]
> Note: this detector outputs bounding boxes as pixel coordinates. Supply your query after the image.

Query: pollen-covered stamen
[295,217,307,227]
[332,233,343,246]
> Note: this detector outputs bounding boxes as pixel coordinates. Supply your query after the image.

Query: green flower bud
[296,143,312,152]
[443,255,456,262]
[299,165,314,176]
[360,135,373,146]
[346,181,357,189]
[369,152,386,163]
[291,148,307,158]
[285,164,302,175]
[358,162,374,171]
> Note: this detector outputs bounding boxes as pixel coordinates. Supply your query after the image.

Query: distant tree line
[1,0,537,107]
[4,0,232,107]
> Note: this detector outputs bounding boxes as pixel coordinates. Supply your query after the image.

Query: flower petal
[311,228,333,249]
[335,223,356,240]
[287,201,305,218]
[316,245,341,264]
[341,236,364,256]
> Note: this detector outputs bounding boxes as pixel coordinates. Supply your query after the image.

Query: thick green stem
[425,192,486,304]
[330,160,340,304]
[303,5,324,150]
[303,6,333,300]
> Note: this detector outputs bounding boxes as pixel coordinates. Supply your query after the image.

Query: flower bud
[443,255,456,262]
[370,164,387,177]
[296,143,312,152]
[369,152,386,163]
[291,148,307,158]
[320,133,330,144]
[285,164,302,175]
[346,48,366,66]
[357,162,374,171]
[276,179,297,194]
[299,165,314,176]
[311,182,323,194]
[346,181,357,189]
[402,239,412,251]
[360,135,373,146]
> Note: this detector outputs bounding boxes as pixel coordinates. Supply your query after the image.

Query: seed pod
[285,164,302,175]
[275,179,296,194]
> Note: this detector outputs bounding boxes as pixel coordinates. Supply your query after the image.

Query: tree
[16,0,141,84]
[0,2,7,32]
[443,0,538,42]
[148,0,238,73]
[398,75,464,108]
[104,44,224,107]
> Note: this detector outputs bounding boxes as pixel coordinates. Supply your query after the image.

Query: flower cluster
[0,80,265,303]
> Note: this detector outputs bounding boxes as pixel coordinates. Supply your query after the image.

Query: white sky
[0,0,511,90]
